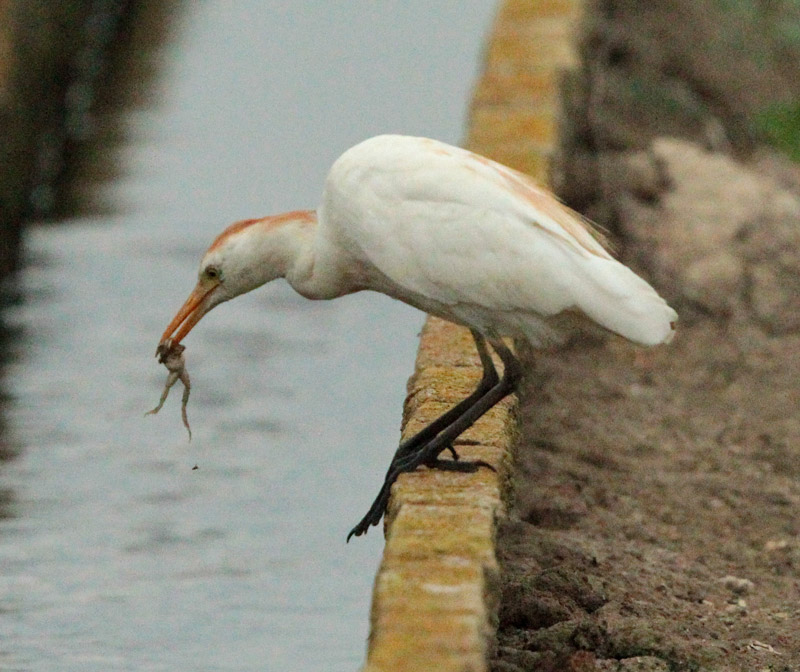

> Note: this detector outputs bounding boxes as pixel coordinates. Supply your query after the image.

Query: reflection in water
[0,301,22,474]
[64,1,186,215]
[0,1,497,670]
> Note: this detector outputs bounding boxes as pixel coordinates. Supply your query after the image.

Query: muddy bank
[493,2,800,671]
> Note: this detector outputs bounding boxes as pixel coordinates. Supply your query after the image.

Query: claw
[422,457,496,472]
[346,455,494,541]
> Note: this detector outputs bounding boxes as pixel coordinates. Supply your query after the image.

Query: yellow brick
[386,478,505,535]
[384,505,498,560]
[469,106,558,148]
[487,29,580,70]
[472,69,560,107]
[497,0,583,23]
[400,401,512,445]
[413,319,479,368]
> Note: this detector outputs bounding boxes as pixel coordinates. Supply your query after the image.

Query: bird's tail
[575,257,677,346]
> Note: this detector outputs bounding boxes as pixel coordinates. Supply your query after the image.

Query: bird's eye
[204,266,220,281]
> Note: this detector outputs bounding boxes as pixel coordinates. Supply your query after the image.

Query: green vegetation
[755,101,800,161]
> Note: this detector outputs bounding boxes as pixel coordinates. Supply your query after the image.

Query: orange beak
[159,282,218,350]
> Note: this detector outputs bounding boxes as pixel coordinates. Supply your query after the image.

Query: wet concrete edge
[361,2,586,670]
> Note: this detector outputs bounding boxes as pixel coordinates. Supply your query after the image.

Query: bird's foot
[443,438,480,461]
[422,456,496,473]
[347,480,393,542]
[346,450,496,542]
[347,447,455,541]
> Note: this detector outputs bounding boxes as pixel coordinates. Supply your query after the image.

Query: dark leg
[389,330,498,465]
[347,336,522,541]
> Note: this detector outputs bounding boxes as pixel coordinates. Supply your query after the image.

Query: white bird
[158,134,677,540]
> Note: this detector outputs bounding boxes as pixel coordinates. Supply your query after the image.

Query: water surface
[0,3,497,670]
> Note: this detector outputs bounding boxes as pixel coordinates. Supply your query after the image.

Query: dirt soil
[491,3,800,671]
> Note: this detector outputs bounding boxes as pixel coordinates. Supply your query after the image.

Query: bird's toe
[424,457,496,473]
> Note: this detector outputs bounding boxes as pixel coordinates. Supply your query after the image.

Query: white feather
[321,135,676,346]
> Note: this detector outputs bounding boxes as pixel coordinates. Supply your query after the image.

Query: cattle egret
[157,134,677,540]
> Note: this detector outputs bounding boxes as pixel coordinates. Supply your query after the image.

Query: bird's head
[158,212,315,350]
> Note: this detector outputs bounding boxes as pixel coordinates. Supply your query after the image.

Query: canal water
[0,2,496,671]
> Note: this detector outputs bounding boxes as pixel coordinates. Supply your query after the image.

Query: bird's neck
[247,210,313,282]
[227,209,351,301]
[269,211,314,292]
[268,210,346,300]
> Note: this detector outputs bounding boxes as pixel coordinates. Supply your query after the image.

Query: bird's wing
[441,144,613,260]
[325,136,676,345]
